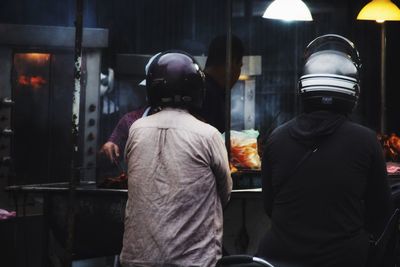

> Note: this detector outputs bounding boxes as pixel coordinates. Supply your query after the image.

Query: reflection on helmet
[146,50,205,110]
[298,34,361,113]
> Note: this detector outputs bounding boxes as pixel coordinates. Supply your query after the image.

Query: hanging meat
[98,172,127,189]
[97,158,128,189]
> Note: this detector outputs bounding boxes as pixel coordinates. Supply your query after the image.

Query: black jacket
[257,111,393,267]
[200,74,226,133]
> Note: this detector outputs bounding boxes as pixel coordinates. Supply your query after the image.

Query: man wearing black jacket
[257,34,393,267]
[200,34,244,133]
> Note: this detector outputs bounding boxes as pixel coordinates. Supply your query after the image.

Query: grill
[0,23,108,184]
[0,23,108,264]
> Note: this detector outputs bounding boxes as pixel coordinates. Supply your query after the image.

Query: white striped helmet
[299,34,361,113]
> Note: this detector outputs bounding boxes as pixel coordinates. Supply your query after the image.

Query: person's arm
[364,138,394,239]
[209,132,232,207]
[100,114,131,162]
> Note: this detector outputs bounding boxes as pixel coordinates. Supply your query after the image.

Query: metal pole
[294,24,299,115]
[225,0,232,162]
[66,0,83,265]
[380,22,386,134]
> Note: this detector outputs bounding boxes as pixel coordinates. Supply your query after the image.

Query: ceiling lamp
[357,0,400,23]
[262,0,313,21]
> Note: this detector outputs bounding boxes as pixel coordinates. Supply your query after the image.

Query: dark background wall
[0,0,399,135]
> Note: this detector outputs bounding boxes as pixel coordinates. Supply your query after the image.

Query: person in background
[120,51,232,267]
[100,53,161,162]
[200,34,245,133]
[100,105,158,162]
[101,34,245,162]
[257,34,393,267]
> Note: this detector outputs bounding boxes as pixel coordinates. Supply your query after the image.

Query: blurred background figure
[100,53,161,163]
[200,34,245,133]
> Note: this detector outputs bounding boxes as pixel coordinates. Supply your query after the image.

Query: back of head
[146,50,205,111]
[298,34,362,114]
[205,34,244,68]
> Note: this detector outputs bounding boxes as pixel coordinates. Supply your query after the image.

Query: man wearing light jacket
[120,51,232,267]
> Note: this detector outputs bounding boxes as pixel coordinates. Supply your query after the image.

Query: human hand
[100,141,120,163]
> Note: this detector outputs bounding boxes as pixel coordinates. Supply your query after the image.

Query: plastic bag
[224,129,261,170]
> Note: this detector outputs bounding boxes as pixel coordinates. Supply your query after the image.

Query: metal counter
[6,174,399,263]
[7,182,126,261]
[5,181,264,262]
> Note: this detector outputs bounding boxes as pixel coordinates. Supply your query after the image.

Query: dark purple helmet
[146,51,205,110]
[298,34,362,113]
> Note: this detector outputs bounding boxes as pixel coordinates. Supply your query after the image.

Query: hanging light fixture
[262,0,313,21]
[357,0,400,23]
[357,0,400,134]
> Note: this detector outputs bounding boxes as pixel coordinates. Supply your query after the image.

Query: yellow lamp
[357,0,400,23]
[357,0,400,134]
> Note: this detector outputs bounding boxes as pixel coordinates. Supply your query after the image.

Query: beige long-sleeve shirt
[120,108,232,267]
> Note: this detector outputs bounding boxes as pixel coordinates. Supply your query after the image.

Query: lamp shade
[357,0,400,22]
[262,0,313,21]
